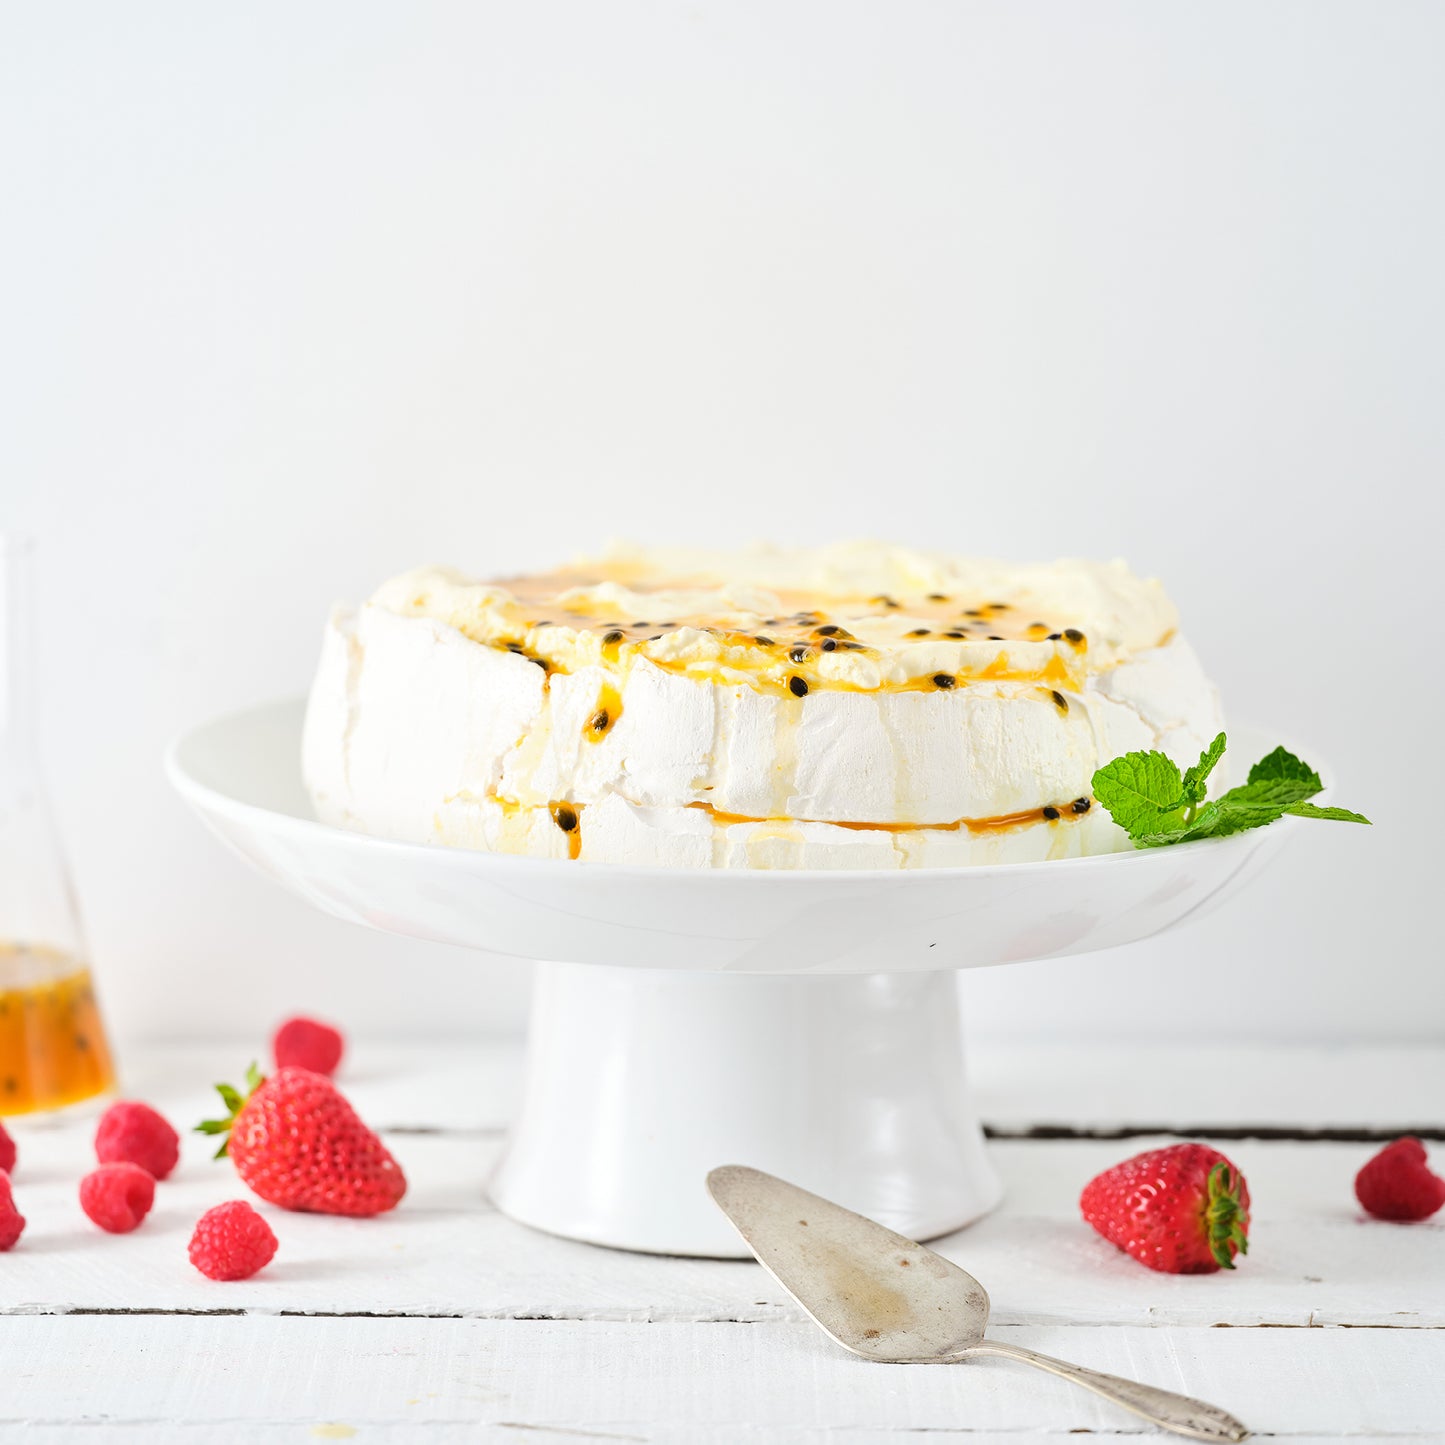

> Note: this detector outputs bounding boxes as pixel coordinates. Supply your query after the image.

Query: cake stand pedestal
[169,701,1296,1258]
[496,964,995,1254]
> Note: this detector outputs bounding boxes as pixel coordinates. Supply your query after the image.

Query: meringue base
[304,604,1223,869]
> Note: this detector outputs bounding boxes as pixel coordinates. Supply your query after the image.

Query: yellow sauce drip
[689,800,1085,837]
[643,647,1086,697]
[584,684,624,742]
[548,802,583,860]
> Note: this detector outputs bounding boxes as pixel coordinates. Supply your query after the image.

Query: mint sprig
[1092,732,1369,848]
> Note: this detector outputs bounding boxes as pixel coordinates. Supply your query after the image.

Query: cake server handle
[960,1337,1249,1442]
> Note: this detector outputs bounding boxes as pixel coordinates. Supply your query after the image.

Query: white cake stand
[169,701,1303,1258]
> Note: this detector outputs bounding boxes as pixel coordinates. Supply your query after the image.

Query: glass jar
[0,535,116,1115]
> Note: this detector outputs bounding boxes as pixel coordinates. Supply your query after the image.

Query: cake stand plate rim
[166,696,1324,886]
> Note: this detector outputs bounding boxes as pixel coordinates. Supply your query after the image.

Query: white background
[2,2,1440,1050]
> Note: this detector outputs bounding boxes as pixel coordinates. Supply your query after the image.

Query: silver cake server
[707,1165,1248,1443]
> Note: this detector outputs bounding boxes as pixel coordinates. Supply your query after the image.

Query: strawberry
[1081,1143,1250,1274]
[0,1121,15,1176]
[1355,1137,1445,1222]
[198,1065,405,1217]
[272,1016,344,1077]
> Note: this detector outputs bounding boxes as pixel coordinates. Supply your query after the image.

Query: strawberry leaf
[195,1065,268,1163]
[1205,1160,1249,1270]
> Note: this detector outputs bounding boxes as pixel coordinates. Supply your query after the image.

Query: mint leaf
[1135,797,1282,845]
[1091,751,1187,839]
[1202,745,1325,813]
[1133,800,1227,847]
[1218,777,1322,810]
[1181,731,1227,804]
[1092,736,1369,848]
[1247,746,1321,792]
[1283,802,1371,824]
[1195,799,1286,839]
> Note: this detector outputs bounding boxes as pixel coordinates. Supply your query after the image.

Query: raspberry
[0,1121,15,1175]
[188,1200,279,1280]
[0,1172,24,1251]
[1355,1137,1445,1222]
[79,1162,157,1233]
[272,1017,345,1077]
[95,1101,180,1180]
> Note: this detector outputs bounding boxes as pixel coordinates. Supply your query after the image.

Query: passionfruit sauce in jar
[0,942,116,1115]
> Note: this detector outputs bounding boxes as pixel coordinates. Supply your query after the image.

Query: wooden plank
[108,1041,524,1135]
[0,1316,1440,1440]
[968,1043,1445,1136]
[5,1045,1441,1441]
[6,1433,1410,1445]
[2,1128,1438,1329]
[104,1040,1445,1135]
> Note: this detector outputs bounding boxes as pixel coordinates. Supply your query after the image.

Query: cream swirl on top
[304,543,1218,869]
[370,541,1177,696]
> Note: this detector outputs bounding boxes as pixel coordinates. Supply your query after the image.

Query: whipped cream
[304,543,1223,869]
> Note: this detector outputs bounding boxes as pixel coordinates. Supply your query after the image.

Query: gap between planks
[1,1431,1436,1442]
[13,1307,1443,1330]
[378,1124,1445,1143]
[12,1422,1221,1439]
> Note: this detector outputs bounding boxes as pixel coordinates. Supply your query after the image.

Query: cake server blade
[705,1165,1248,1442]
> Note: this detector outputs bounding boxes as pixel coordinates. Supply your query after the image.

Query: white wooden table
[3,1041,1442,1443]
